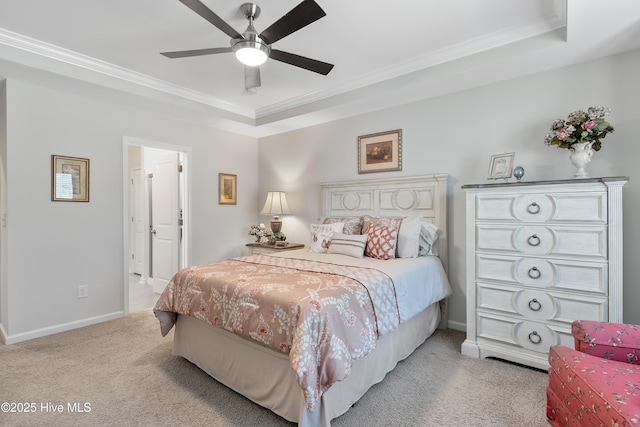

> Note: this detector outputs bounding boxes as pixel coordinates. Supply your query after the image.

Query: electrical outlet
[77,285,89,299]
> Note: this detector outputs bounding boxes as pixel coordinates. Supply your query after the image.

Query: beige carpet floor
[0,310,549,426]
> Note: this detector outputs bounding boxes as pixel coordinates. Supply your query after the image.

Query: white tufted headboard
[320,174,449,273]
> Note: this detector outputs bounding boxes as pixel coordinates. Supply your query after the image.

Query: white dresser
[461,177,627,370]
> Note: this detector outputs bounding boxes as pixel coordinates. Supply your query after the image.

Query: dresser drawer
[476,313,574,354]
[476,225,607,259]
[476,192,607,223]
[476,283,608,324]
[476,254,607,294]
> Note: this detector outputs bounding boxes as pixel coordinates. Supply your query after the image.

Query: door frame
[129,166,145,276]
[122,136,191,315]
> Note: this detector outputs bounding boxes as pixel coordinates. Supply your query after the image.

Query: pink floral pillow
[365,224,398,260]
[361,215,402,236]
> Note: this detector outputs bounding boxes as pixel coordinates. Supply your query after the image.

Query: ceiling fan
[161,0,334,91]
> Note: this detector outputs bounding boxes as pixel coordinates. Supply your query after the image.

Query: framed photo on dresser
[487,152,514,180]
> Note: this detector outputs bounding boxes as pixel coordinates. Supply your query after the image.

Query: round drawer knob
[527,234,541,247]
[527,267,541,279]
[528,298,542,311]
[528,331,542,344]
[527,202,541,214]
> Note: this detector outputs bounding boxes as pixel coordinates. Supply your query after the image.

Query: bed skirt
[173,301,441,426]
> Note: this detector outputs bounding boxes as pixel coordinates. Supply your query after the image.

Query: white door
[132,168,145,275]
[151,153,180,294]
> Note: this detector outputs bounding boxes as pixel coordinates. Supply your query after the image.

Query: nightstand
[245,243,305,255]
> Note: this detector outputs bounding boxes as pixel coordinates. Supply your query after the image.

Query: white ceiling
[0,0,639,137]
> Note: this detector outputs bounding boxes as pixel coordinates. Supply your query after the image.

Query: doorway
[123,137,190,315]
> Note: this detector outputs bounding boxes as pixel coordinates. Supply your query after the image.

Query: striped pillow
[327,233,368,258]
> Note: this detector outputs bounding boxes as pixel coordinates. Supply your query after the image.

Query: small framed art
[51,155,90,202]
[358,129,402,174]
[218,173,237,205]
[487,152,515,180]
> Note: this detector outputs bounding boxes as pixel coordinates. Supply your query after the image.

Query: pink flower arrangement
[544,106,614,151]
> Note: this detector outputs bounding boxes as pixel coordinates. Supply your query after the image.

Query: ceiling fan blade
[179,0,243,39]
[244,66,261,90]
[160,47,232,58]
[270,49,334,75]
[259,0,326,45]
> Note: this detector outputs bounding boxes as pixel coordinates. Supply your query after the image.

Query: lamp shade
[260,191,291,216]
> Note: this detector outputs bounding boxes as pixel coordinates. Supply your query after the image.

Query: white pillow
[327,233,368,258]
[397,216,422,258]
[309,222,344,253]
[418,221,440,256]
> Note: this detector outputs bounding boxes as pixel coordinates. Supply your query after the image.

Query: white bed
[160,174,450,426]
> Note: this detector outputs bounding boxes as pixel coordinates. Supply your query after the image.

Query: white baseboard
[447,320,466,332]
[2,311,124,345]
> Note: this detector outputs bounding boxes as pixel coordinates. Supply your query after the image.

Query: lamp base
[270,220,282,233]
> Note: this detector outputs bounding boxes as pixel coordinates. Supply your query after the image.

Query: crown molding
[0,28,255,119]
[255,7,566,119]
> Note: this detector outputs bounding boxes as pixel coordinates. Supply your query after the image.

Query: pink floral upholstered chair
[547,320,640,426]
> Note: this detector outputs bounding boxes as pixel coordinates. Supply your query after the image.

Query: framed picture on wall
[219,173,237,205]
[51,155,90,202]
[358,129,402,174]
[487,152,515,180]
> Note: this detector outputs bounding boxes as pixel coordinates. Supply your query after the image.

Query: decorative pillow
[309,222,344,253]
[361,215,403,236]
[327,233,368,258]
[365,224,398,260]
[397,216,422,258]
[418,221,440,256]
[321,217,363,235]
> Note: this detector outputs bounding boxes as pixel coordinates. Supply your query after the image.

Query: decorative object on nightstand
[513,166,525,182]
[246,242,304,255]
[261,191,291,233]
[248,223,286,244]
[461,176,628,370]
[544,106,614,178]
[249,223,270,243]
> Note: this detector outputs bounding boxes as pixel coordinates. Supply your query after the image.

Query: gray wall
[0,78,259,340]
[258,48,640,329]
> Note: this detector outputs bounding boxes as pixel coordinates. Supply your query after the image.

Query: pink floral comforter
[153,255,400,411]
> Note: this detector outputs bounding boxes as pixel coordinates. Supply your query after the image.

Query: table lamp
[260,191,290,233]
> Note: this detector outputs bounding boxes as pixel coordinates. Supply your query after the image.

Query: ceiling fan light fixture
[233,40,269,66]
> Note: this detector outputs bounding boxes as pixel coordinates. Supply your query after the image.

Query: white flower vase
[569,141,594,178]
